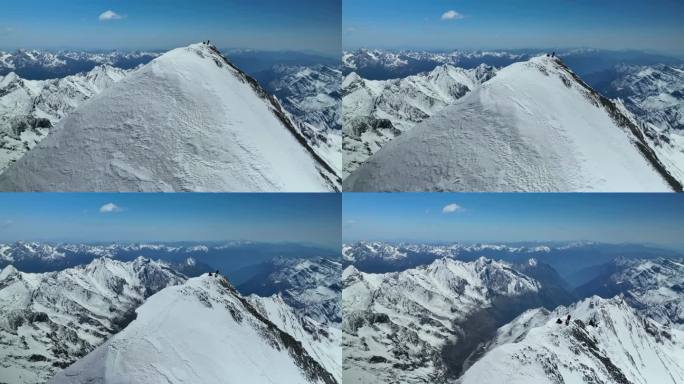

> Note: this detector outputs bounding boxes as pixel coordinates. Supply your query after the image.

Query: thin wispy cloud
[442,203,462,214]
[441,10,464,21]
[99,203,122,213]
[99,10,124,22]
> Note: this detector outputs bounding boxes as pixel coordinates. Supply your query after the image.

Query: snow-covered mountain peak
[0,42,339,192]
[51,271,338,384]
[345,55,680,191]
[0,264,18,280]
[461,295,684,384]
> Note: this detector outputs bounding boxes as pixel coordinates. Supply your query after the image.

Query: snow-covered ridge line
[206,45,340,188]
[460,295,684,384]
[345,56,679,191]
[0,43,338,191]
[51,274,338,384]
[553,59,682,191]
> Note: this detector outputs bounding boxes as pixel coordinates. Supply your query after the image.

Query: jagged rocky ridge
[0,257,185,383]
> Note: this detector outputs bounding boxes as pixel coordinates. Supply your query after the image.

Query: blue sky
[343,0,684,54]
[0,0,340,54]
[343,193,684,248]
[0,193,341,248]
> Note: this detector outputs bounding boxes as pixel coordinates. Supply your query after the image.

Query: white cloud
[99,203,122,213]
[441,10,464,20]
[442,203,462,213]
[99,10,124,22]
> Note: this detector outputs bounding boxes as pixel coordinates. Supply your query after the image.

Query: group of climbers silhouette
[556,314,571,325]
[546,51,556,58]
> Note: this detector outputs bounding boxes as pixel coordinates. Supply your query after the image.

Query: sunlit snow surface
[0,44,337,192]
[344,56,675,191]
[49,274,337,384]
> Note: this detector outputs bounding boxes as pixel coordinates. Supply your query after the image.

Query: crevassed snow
[344,56,675,192]
[0,43,337,192]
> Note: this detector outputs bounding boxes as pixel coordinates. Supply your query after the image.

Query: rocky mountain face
[266,65,342,175]
[344,56,681,192]
[241,257,343,381]
[342,257,544,383]
[0,65,130,173]
[601,64,684,184]
[0,257,185,383]
[460,296,684,384]
[0,43,339,192]
[576,258,684,330]
[342,64,496,176]
[50,274,338,384]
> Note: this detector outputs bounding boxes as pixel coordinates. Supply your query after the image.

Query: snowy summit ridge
[345,55,682,192]
[0,43,339,192]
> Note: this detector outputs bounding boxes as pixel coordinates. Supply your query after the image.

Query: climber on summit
[551,51,556,58]
[565,314,571,325]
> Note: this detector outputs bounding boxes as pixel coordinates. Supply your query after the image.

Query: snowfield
[344,56,680,192]
[0,43,338,192]
[50,274,338,384]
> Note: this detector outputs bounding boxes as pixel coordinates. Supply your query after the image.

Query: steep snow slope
[0,258,184,384]
[345,56,680,192]
[0,66,129,173]
[342,257,542,383]
[50,274,337,384]
[0,43,338,192]
[460,296,684,384]
[342,64,496,176]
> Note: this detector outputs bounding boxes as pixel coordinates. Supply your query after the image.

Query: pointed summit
[0,43,339,192]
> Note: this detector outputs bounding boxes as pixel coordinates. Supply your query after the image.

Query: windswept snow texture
[0,258,185,384]
[345,56,678,192]
[0,66,130,173]
[0,43,338,192]
[342,64,496,177]
[342,257,541,383]
[460,296,684,384]
[50,274,338,384]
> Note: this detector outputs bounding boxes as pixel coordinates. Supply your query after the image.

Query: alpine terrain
[0,257,185,383]
[460,296,684,384]
[50,273,339,384]
[0,66,130,173]
[344,56,682,192]
[342,257,546,383]
[0,43,339,192]
[342,64,496,176]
